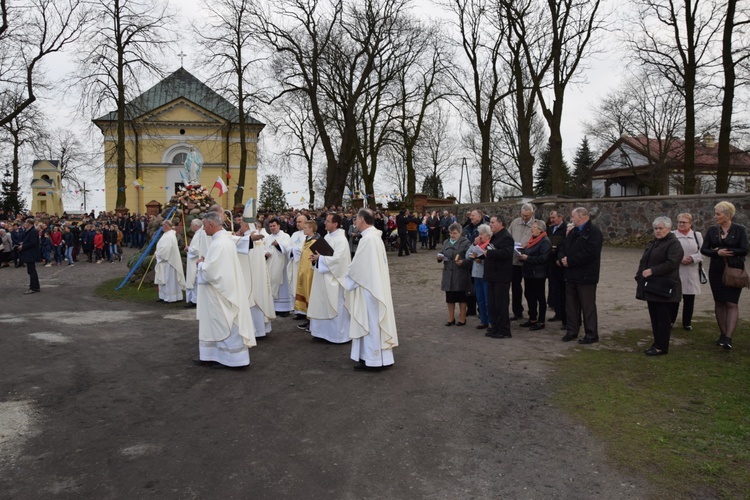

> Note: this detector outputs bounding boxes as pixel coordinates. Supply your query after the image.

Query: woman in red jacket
[50,226,63,266]
[93,229,105,264]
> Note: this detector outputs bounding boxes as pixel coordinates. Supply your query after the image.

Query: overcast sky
[25,0,627,212]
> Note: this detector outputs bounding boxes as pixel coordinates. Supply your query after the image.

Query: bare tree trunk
[716,0,738,193]
[116,2,127,209]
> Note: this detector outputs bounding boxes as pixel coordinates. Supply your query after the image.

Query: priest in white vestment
[234,222,274,337]
[195,212,256,368]
[185,219,209,307]
[289,214,308,319]
[264,218,294,315]
[308,213,352,343]
[345,208,398,370]
[247,222,276,335]
[154,220,185,303]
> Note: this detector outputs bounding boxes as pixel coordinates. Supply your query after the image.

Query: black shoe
[723,338,733,350]
[488,332,512,339]
[297,322,310,331]
[293,313,306,321]
[184,303,197,308]
[548,316,561,322]
[353,362,391,372]
[578,336,599,345]
[529,323,545,331]
[510,315,522,321]
[445,320,455,326]
[644,346,667,356]
[485,328,496,337]
[715,335,727,346]
[683,325,692,331]
[476,324,489,329]
[455,321,466,326]
[519,321,534,327]
[562,333,578,342]
[276,311,290,317]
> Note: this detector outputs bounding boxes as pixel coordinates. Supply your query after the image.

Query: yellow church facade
[93,68,264,213]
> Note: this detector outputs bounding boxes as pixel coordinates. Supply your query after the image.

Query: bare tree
[74,0,172,208]
[197,0,264,206]
[0,105,43,211]
[33,128,96,191]
[445,0,513,202]
[627,0,722,194]
[253,0,412,207]
[716,0,750,192]
[394,21,450,207]
[272,91,322,207]
[419,106,459,191]
[0,0,90,127]
[504,0,604,195]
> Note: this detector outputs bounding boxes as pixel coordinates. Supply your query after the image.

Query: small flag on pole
[214,176,228,196]
[133,178,143,189]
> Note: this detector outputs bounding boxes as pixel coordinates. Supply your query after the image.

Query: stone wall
[425,193,750,240]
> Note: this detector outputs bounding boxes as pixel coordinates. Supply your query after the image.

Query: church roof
[93,67,263,125]
[32,160,60,168]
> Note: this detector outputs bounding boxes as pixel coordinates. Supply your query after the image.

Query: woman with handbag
[700,201,749,350]
[635,217,684,356]
[670,213,704,331]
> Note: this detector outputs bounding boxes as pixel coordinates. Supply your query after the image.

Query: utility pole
[458,158,472,204]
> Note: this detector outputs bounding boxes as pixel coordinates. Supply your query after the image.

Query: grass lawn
[554,318,750,499]
[94,276,186,307]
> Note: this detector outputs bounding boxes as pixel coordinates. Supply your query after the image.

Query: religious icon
[184,147,203,185]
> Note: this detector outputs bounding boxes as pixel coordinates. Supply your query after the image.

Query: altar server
[265,218,294,315]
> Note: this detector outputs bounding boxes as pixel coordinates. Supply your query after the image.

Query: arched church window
[172,152,187,165]
[41,175,50,180]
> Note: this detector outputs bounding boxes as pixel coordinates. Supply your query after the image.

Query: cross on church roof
[177,50,187,67]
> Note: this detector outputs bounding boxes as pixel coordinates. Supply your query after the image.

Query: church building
[30,160,64,216]
[93,67,264,213]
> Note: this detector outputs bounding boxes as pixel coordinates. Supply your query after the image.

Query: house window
[172,152,187,165]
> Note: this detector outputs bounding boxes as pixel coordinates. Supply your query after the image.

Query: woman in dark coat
[700,201,749,350]
[438,222,471,326]
[636,216,684,356]
[518,220,552,330]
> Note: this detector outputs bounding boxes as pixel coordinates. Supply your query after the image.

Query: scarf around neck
[525,232,546,249]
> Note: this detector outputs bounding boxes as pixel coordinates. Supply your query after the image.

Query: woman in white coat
[670,213,704,330]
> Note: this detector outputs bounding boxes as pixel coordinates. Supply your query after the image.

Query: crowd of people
[437,201,748,355]
[5,199,746,361]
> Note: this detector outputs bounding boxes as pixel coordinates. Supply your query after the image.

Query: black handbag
[693,232,707,284]
[643,276,677,298]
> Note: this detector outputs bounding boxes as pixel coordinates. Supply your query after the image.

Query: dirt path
[0,246,746,498]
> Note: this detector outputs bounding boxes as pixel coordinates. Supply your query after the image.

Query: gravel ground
[0,245,746,499]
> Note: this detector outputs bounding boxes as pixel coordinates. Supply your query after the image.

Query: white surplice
[248,229,276,331]
[185,227,209,304]
[308,228,352,343]
[233,235,263,338]
[265,229,294,313]
[197,230,255,366]
[154,229,185,303]
[345,226,398,367]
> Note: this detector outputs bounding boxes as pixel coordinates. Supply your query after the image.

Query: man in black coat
[396,209,410,256]
[557,207,603,344]
[18,218,41,294]
[483,215,515,339]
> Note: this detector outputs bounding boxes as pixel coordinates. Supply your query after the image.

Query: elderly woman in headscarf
[636,216,683,356]
[438,222,472,326]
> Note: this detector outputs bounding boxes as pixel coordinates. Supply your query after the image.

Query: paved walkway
[0,246,746,498]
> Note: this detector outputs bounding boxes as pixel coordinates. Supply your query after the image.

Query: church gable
[139,98,225,125]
